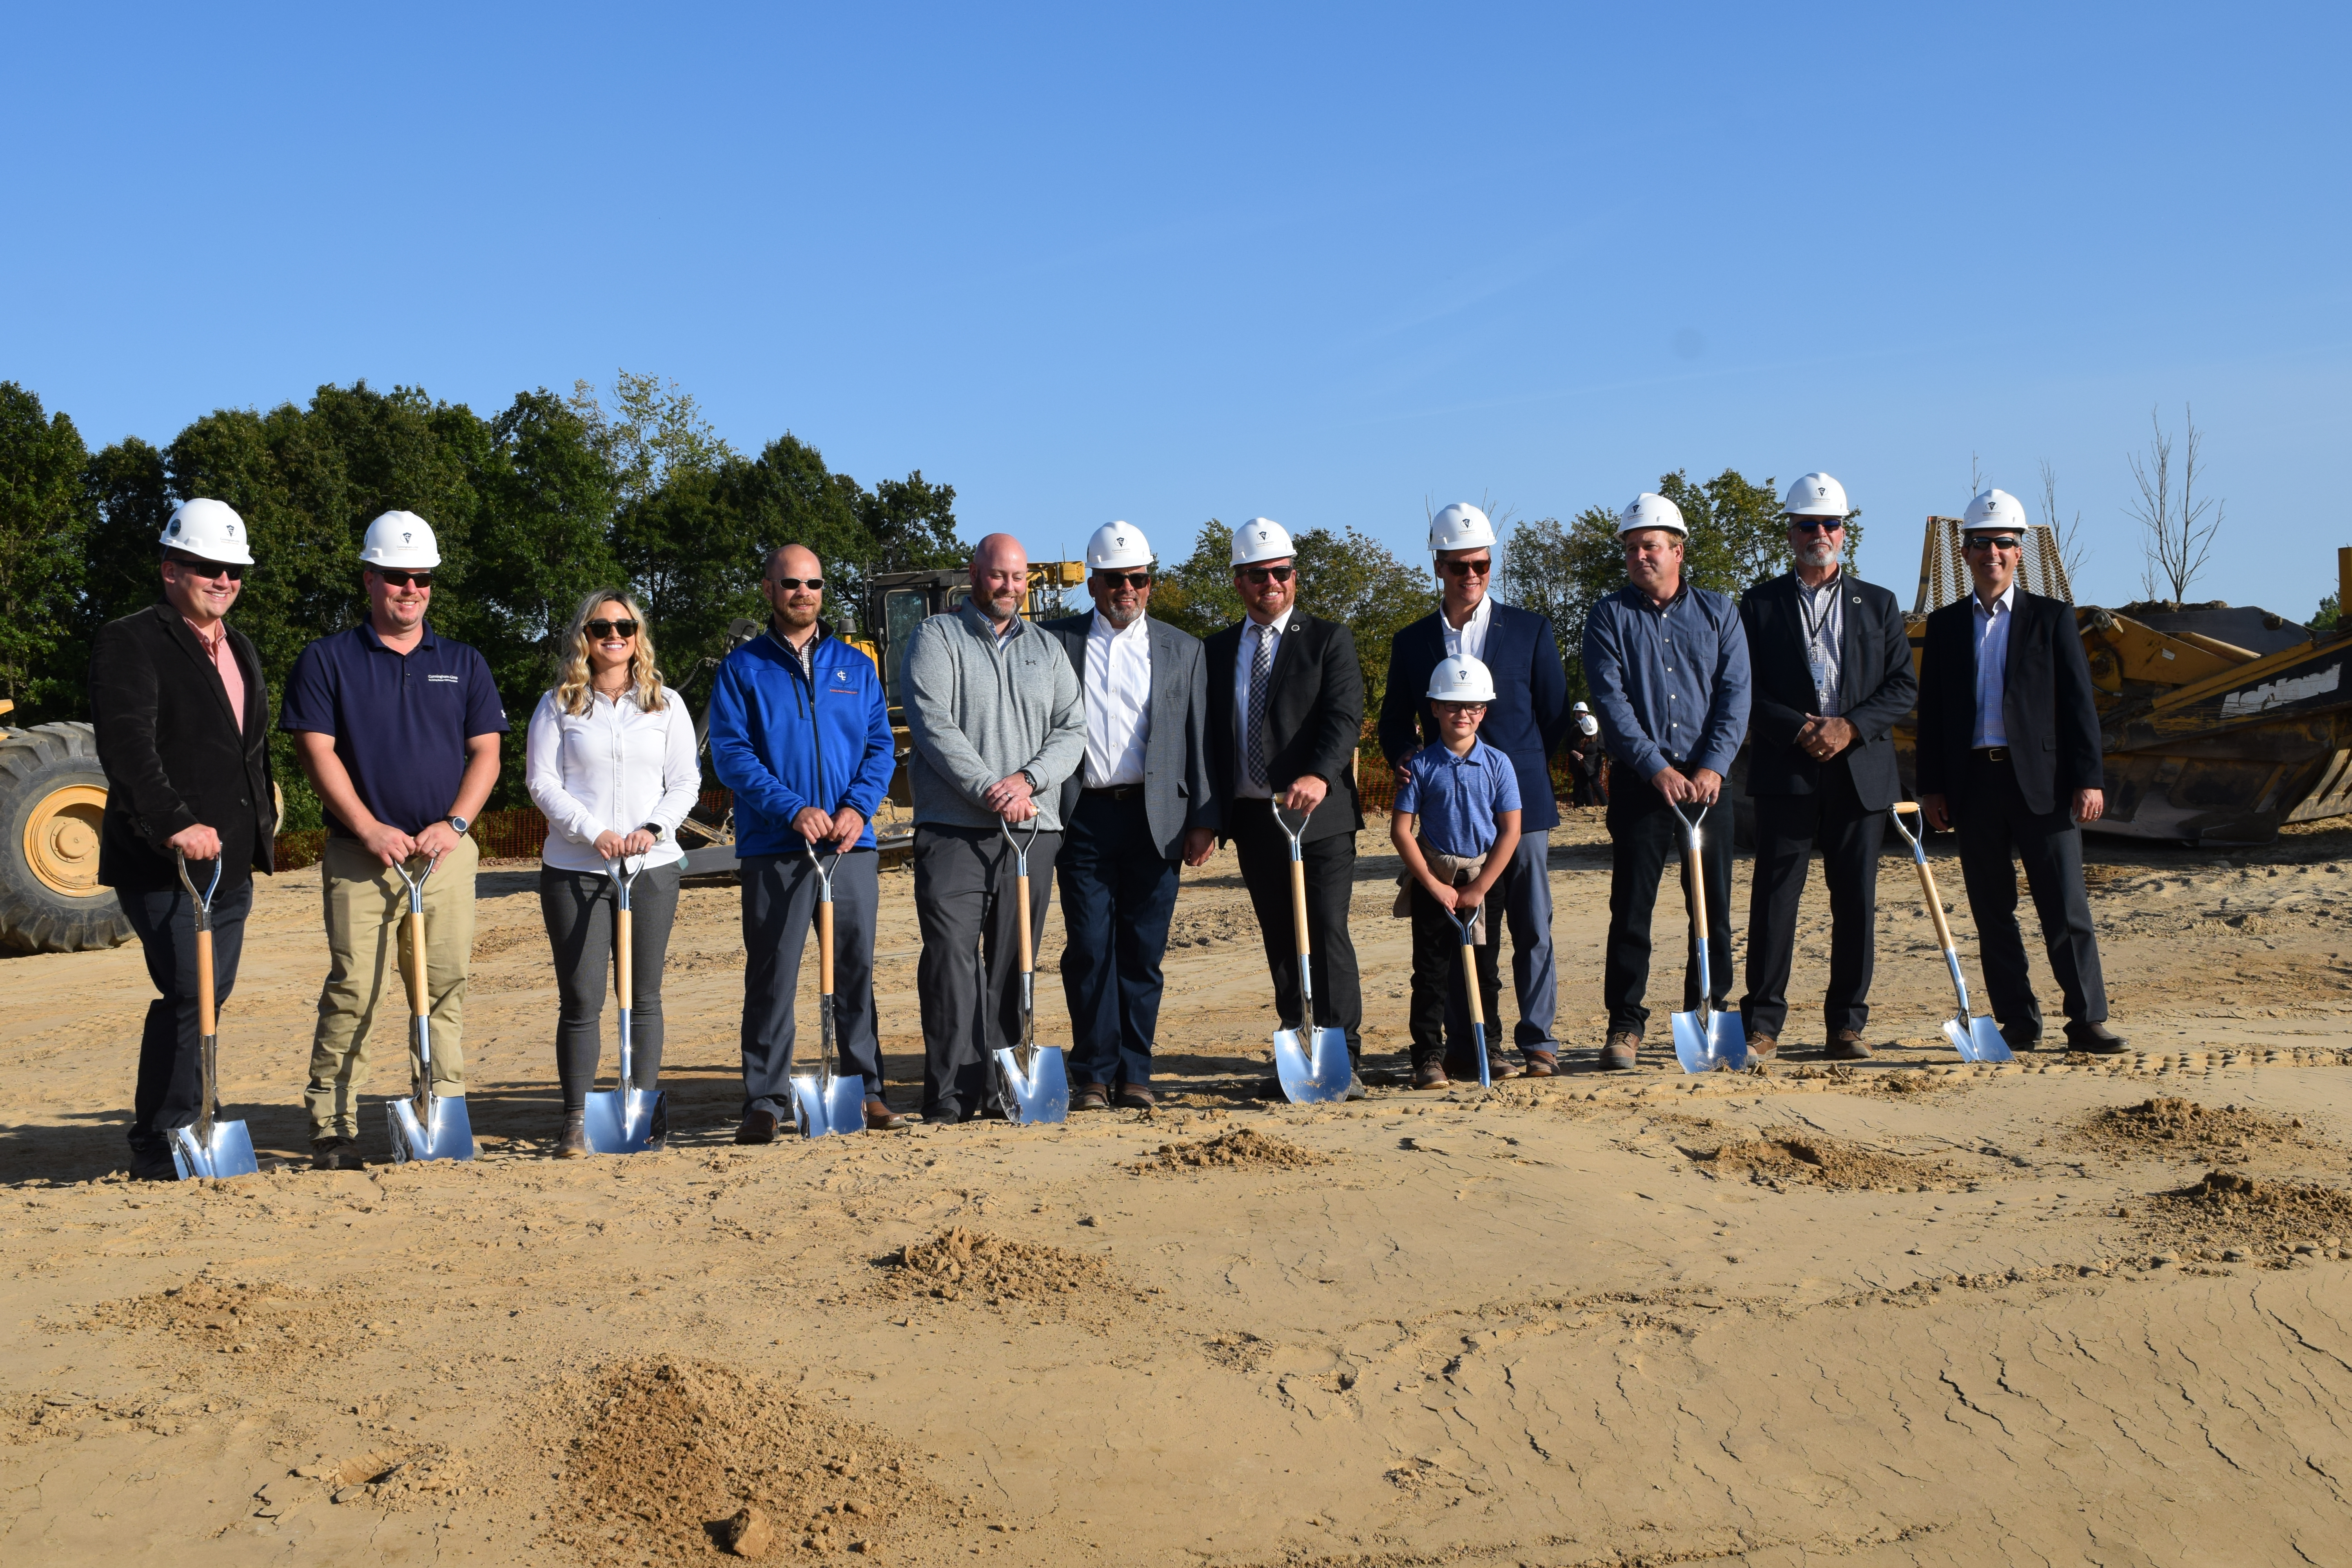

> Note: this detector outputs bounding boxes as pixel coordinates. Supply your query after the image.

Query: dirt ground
[12,807,2352,1565]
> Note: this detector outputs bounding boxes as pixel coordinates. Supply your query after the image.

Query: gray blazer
[1041,611,1218,859]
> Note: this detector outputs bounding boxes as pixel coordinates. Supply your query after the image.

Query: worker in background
[1040,523,1218,1110]
[1736,473,1917,1062]
[902,533,1088,1123]
[88,500,277,1181]
[1564,702,1608,807]
[1206,519,1368,1097]
[279,512,506,1170]
[1581,494,1752,1071]
[1378,502,1572,1076]
[1916,489,2125,1055]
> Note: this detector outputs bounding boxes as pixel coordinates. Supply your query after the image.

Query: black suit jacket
[1915,589,2103,817]
[1204,610,1364,844]
[1040,611,1218,858]
[90,602,277,893]
[1376,601,1572,832]
[1738,572,1917,811]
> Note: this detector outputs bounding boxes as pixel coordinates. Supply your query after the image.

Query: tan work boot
[1747,1033,1778,1061]
[1601,1031,1640,1071]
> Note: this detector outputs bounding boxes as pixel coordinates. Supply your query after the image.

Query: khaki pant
[305,833,477,1140]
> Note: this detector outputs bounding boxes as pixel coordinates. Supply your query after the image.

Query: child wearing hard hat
[1390,656,1523,1088]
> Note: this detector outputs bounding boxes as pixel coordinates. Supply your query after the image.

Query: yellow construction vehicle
[0,699,132,954]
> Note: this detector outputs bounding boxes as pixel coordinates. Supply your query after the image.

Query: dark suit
[89,602,277,1170]
[1042,611,1216,1089]
[1737,571,1917,1039]
[1205,610,1365,1059]
[1916,587,2109,1038]
[1379,602,1572,1053]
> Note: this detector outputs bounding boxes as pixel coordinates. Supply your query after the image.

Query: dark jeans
[1056,790,1181,1089]
[539,862,679,1112]
[1229,803,1363,1060]
[741,848,886,1116]
[120,876,254,1155]
[1604,775,1734,1035]
[914,824,1061,1118]
[1954,751,2108,1036]
[1740,756,1886,1038]
[1408,881,1503,1075]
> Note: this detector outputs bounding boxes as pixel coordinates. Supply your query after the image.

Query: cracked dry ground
[13,813,2352,1565]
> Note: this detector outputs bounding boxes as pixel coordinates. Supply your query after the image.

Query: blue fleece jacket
[706,625,896,854]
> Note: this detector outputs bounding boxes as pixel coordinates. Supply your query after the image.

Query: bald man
[902,534,1087,1122]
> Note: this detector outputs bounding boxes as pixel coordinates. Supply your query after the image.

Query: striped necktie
[1246,622,1274,791]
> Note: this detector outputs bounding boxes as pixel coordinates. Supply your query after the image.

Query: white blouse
[525,686,701,872]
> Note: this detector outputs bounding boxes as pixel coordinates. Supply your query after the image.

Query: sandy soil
[11,808,2352,1565]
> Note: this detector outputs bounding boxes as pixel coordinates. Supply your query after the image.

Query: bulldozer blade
[1671,1009,1748,1074]
[388,1094,475,1164]
[789,1073,864,1138]
[1273,1025,1352,1103]
[992,1044,1071,1125]
[583,1085,667,1154]
[168,1119,258,1180]
[1944,1015,2014,1064]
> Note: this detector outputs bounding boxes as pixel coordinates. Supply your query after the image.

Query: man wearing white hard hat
[1379,501,1573,1075]
[1204,518,1368,1094]
[280,511,509,1167]
[88,499,278,1180]
[1735,473,1916,1062]
[1915,490,2123,1054]
[1038,523,1218,1109]
[1581,493,1752,1071]
[1564,702,1607,807]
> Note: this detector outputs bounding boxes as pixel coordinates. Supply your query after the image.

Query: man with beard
[1735,474,1916,1062]
[1040,523,1217,1110]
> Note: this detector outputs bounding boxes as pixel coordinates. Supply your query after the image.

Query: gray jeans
[740,849,885,1116]
[914,824,1060,1117]
[539,862,680,1111]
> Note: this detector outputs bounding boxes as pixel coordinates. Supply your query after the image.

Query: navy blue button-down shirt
[279,620,509,837]
[1581,581,1751,784]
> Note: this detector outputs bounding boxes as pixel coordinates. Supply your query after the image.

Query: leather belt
[1083,784,1141,799]
[1973,746,2010,762]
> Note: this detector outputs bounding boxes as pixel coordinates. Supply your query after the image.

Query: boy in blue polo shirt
[1392,655,1523,1088]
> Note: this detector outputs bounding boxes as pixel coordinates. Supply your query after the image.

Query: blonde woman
[525,589,700,1156]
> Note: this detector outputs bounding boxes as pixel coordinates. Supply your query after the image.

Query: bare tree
[2037,457,2091,588]
[2127,404,2224,604]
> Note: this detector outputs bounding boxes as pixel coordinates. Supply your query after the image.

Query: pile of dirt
[878,1226,1141,1318]
[1133,1127,1333,1173]
[82,1273,338,1368]
[550,1357,953,1566]
[1684,1133,1961,1192]
[2081,1096,2327,1165]
[2145,1170,2352,1259]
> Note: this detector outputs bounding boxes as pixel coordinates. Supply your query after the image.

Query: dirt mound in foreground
[2081,1095,2328,1164]
[1134,1127,1333,1172]
[1686,1134,1962,1192]
[878,1226,1142,1322]
[2146,1170,2352,1258]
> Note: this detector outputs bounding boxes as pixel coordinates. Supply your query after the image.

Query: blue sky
[6,4,2347,615]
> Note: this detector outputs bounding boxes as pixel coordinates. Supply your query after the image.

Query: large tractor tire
[0,722,134,955]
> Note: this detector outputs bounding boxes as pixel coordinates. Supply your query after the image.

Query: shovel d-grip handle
[1272,798,1318,966]
[1890,804,1962,957]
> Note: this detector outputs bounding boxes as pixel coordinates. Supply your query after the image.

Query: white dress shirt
[1082,610,1152,788]
[1440,593,1494,666]
[1969,583,2016,748]
[1231,606,1296,799]
[526,684,702,872]
[1795,569,1845,717]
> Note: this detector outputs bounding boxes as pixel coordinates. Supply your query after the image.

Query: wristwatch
[446,815,470,834]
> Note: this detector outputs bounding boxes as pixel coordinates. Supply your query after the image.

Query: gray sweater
[903,599,1087,831]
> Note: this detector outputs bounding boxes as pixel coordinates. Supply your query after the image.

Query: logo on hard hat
[403,532,412,543]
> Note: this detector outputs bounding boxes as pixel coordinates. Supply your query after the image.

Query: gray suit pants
[914,823,1061,1118]
[1502,831,1557,1051]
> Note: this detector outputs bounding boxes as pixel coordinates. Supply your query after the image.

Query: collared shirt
[1970,583,2016,748]
[525,685,701,872]
[1082,610,1152,788]
[183,615,247,731]
[279,619,509,837]
[1793,569,1845,717]
[1230,606,1296,800]
[1580,580,1752,783]
[1440,593,1494,666]
[1395,738,1522,859]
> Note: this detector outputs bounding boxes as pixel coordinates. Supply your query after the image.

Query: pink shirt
[185,617,247,731]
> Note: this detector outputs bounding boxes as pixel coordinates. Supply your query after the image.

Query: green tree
[2314,592,2339,634]
[0,384,94,717]
[853,470,965,579]
[1498,505,1628,700]
[81,436,174,639]
[569,370,736,511]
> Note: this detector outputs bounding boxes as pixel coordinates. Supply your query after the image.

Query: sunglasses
[374,570,434,589]
[1962,535,2022,552]
[1436,700,1488,712]
[1439,558,1492,577]
[1240,564,1295,584]
[1788,519,1842,534]
[1098,571,1152,590]
[769,576,823,592]
[166,552,244,581]
[586,619,639,639]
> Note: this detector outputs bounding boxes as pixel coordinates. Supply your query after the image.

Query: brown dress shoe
[734,1110,779,1145]
[1746,1033,1778,1061]
[1114,1083,1154,1110]
[1601,1031,1640,1071]
[864,1099,913,1130]
[1412,1059,1449,1089]
[1824,1030,1873,1062]
[1071,1084,1111,1112]
[1520,1050,1558,1078]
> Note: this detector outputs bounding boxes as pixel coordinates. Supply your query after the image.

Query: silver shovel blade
[1671,1009,1749,1074]
[992,1045,1071,1125]
[790,1074,865,1138]
[1272,1025,1352,1103]
[1944,1015,2014,1064]
[388,1094,475,1164]
[168,1120,259,1180]
[583,1085,667,1154]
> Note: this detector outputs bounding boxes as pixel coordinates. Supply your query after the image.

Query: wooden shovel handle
[817,901,834,993]
[615,906,633,1011]
[1290,857,1312,960]
[1460,940,1483,1026]
[1015,872,1033,975]
[1683,836,1710,945]
[195,927,216,1039]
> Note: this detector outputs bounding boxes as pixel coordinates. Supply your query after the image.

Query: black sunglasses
[1098,571,1152,590]
[586,618,639,639]
[769,576,823,591]
[1439,558,1492,577]
[1963,535,2022,552]
[374,570,434,589]
[1788,519,1842,534]
[166,552,244,580]
[1240,564,1294,584]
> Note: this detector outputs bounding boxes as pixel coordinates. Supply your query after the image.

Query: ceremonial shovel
[387,853,475,1163]
[1451,906,1492,1090]
[582,853,667,1152]
[989,817,1070,1125]
[1888,802,2013,1063]
[1269,799,1352,1103]
[789,840,867,1137]
[1668,802,1748,1073]
[166,851,259,1180]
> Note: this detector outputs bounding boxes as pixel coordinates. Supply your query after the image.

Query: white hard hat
[359,510,442,569]
[159,497,254,566]
[1576,711,1600,737]
[1231,517,1296,567]
[1616,493,1687,538]
[1428,502,1496,554]
[1780,472,1850,520]
[1085,521,1154,571]
[1961,488,2029,534]
[1426,655,1497,704]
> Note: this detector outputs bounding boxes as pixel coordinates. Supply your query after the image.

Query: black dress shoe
[2002,1027,2042,1054]
[130,1147,180,1182]
[734,1110,779,1145]
[1113,1084,1153,1110]
[2065,1020,2128,1054]
[1071,1085,1111,1112]
[924,1105,962,1126]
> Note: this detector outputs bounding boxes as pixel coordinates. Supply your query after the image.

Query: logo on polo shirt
[427,673,461,683]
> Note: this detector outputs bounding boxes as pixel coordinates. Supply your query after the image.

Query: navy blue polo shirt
[279,620,509,837]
